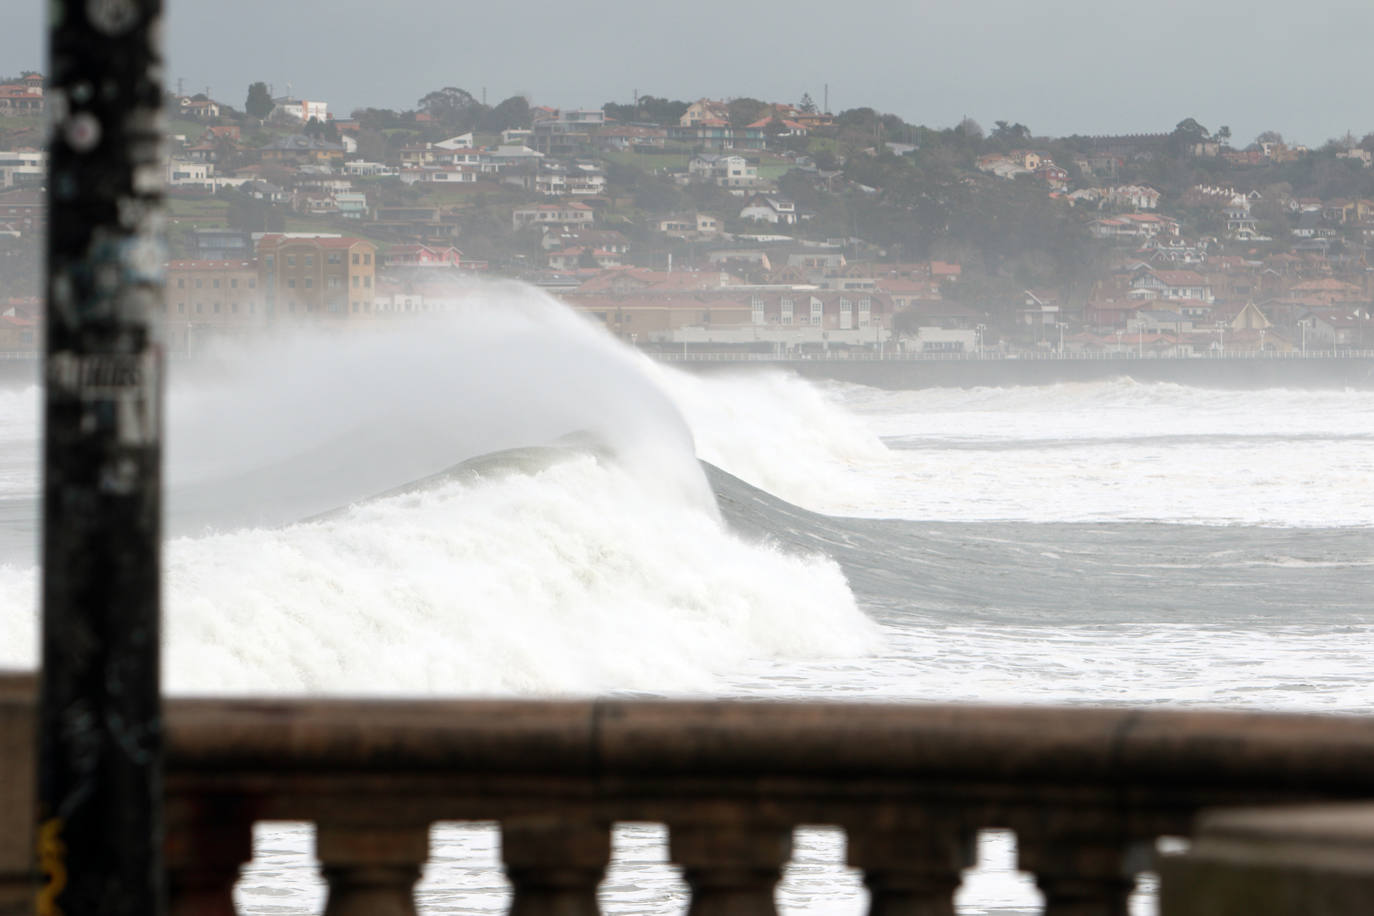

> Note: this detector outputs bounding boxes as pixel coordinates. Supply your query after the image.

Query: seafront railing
[6,673,1374,916]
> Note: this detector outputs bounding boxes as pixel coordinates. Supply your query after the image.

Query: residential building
[373,205,461,240]
[1105,185,1161,210]
[512,201,596,231]
[0,76,45,117]
[0,189,44,235]
[260,135,346,167]
[1129,268,1214,303]
[669,121,736,151]
[1088,214,1181,240]
[596,126,668,151]
[343,160,397,177]
[658,213,722,237]
[177,98,221,121]
[164,259,262,326]
[273,97,329,122]
[563,287,892,348]
[256,235,378,319]
[184,228,253,260]
[334,192,368,219]
[530,109,605,156]
[384,245,463,269]
[399,166,479,185]
[0,149,44,188]
[688,154,759,187]
[166,159,213,188]
[739,196,797,225]
[679,100,730,127]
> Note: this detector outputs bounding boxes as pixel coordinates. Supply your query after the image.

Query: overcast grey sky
[4,0,1370,146]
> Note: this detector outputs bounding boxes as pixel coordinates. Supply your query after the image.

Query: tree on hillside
[798,92,817,114]
[354,127,388,161]
[1256,130,1284,146]
[480,95,531,133]
[353,107,406,130]
[417,86,485,131]
[990,120,1031,146]
[956,117,984,142]
[303,117,339,142]
[1169,117,1210,156]
[728,97,769,128]
[634,96,689,126]
[602,101,636,123]
[245,82,273,120]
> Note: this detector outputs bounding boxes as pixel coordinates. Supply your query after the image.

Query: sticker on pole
[48,351,160,446]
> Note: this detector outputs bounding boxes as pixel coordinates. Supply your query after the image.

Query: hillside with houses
[3,72,1374,355]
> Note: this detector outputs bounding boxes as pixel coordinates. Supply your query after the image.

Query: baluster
[848,826,975,916]
[669,823,793,916]
[317,821,429,916]
[1017,829,1135,916]
[501,816,610,916]
[164,794,254,916]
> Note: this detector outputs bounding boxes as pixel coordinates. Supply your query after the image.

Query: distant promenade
[657,350,1374,390]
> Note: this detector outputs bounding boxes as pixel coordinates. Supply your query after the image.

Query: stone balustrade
[7,672,1374,915]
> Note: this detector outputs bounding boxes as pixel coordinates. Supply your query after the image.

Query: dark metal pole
[38,0,166,913]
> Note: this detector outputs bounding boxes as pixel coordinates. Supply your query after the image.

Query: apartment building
[256,235,378,319]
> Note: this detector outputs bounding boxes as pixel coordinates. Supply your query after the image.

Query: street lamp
[1215,320,1225,357]
[1057,322,1065,355]
[976,323,986,358]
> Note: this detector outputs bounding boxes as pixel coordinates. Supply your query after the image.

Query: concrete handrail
[9,675,1374,915]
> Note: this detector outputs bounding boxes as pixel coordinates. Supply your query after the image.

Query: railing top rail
[9,670,1374,800]
[151,695,1374,790]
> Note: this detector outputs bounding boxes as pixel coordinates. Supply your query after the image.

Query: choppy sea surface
[3,293,1372,914]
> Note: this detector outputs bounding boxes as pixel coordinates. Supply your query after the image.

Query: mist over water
[0,282,878,695]
[168,281,713,531]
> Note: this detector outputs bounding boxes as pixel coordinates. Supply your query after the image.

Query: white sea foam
[644,363,890,511]
[0,287,879,692]
[160,454,873,696]
[655,372,1374,526]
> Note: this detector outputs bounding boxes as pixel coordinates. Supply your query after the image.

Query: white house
[343,160,397,177]
[399,166,478,185]
[434,133,475,150]
[1129,268,1214,303]
[689,154,758,187]
[512,201,596,231]
[0,148,45,188]
[273,97,328,123]
[1106,185,1161,210]
[739,195,797,225]
[166,158,213,188]
[334,192,368,219]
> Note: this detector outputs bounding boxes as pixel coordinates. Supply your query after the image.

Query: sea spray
[169,282,715,532]
[0,283,881,691]
[644,362,891,514]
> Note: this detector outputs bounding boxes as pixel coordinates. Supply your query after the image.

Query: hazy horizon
[4,0,1374,148]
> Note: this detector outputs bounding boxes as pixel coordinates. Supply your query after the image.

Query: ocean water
[3,286,1373,914]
